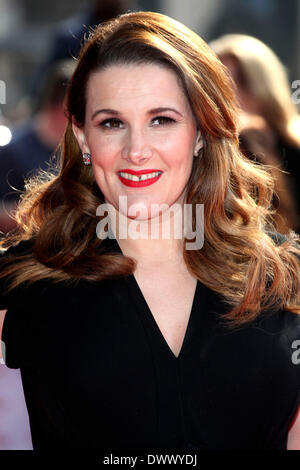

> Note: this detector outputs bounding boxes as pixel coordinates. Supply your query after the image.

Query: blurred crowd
[0,0,130,233]
[210,34,300,234]
[0,0,299,451]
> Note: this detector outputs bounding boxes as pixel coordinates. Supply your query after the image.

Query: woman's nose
[121,128,152,164]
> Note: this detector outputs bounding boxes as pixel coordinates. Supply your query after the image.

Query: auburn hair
[1,11,299,326]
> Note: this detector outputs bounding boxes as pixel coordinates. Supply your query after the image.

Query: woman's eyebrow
[148,107,183,117]
[92,109,119,119]
[91,107,183,120]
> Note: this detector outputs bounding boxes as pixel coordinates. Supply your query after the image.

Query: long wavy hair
[1,11,299,326]
[209,33,300,148]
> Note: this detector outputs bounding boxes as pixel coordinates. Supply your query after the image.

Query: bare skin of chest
[133,262,197,358]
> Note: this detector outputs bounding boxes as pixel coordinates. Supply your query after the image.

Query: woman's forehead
[85,63,192,112]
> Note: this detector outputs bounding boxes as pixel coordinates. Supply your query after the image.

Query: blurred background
[0,0,299,450]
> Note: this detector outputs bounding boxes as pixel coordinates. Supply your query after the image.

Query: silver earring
[82,153,91,165]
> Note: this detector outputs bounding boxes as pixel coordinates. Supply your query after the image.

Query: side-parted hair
[209,33,300,148]
[1,11,299,326]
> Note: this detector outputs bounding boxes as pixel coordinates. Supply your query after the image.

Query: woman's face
[72,63,201,219]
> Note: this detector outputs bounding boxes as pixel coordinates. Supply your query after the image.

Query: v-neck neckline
[100,235,199,360]
[128,274,199,361]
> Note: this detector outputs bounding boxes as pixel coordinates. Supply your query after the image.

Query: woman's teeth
[119,171,162,181]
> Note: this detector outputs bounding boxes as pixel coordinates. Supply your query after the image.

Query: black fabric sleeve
[0,240,34,368]
[0,240,34,308]
[1,307,23,368]
[0,245,15,310]
[283,310,300,407]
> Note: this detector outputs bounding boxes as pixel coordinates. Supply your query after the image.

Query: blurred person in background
[46,0,130,63]
[210,34,300,234]
[30,0,130,96]
[0,59,75,233]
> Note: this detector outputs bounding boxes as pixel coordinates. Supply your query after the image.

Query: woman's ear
[72,119,91,154]
[194,130,204,156]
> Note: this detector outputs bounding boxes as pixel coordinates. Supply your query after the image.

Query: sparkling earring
[82,153,91,165]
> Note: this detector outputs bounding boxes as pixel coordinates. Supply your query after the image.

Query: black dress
[277,136,300,234]
[0,235,299,451]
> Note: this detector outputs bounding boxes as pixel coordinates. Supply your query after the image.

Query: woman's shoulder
[0,238,35,259]
[254,307,300,336]
[249,308,300,389]
[0,238,35,308]
[260,231,300,332]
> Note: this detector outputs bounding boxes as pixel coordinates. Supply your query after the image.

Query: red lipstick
[117,169,163,188]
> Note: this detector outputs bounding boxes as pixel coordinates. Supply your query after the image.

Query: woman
[210,34,300,234]
[0,12,300,451]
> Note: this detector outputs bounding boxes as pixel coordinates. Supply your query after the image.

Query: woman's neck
[103,201,186,264]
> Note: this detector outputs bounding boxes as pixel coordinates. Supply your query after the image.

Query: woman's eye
[152,116,176,126]
[100,118,124,129]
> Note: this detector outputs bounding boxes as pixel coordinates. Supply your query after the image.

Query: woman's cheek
[88,139,118,164]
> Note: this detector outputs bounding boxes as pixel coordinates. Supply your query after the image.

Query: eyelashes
[98,116,176,129]
[151,116,176,126]
[99,118,124,129]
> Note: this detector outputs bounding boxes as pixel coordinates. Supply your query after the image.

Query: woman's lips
[117,169,163,187]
